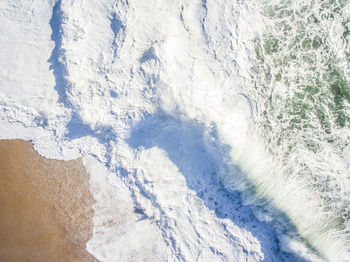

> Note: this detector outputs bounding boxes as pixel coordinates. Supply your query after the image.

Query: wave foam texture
[252,0,350,260]
[1,0,349,261]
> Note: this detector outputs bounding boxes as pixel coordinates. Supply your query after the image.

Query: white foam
[83,155,168,262]
[1,0,349,261]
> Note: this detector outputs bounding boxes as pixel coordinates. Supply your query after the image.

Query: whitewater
[1,0,350,261]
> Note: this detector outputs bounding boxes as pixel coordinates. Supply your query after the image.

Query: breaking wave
[1,0,350,261]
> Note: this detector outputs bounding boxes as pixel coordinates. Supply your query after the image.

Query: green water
[254,0,350,159]
[252,0,350,259]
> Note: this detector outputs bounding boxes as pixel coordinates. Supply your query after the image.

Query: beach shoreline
[0,139,97,262]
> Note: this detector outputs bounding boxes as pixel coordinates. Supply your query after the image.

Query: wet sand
[0,139,97,262]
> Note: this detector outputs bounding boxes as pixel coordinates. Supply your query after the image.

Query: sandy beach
[0,139,97,262]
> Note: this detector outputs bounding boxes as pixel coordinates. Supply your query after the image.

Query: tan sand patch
[0,139,97,262]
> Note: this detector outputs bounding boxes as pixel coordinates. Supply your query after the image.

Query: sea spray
[197,102,346,261]
[151,0,350,259]
[1,0,350,261]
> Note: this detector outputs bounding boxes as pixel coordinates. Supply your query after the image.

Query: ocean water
[0,0,350,261]
[251,0,350,260]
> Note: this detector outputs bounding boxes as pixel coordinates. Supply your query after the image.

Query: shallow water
[0,140,96,262]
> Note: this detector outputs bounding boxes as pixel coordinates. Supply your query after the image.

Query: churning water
[248,0,350,260]
[1,0,350,261]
